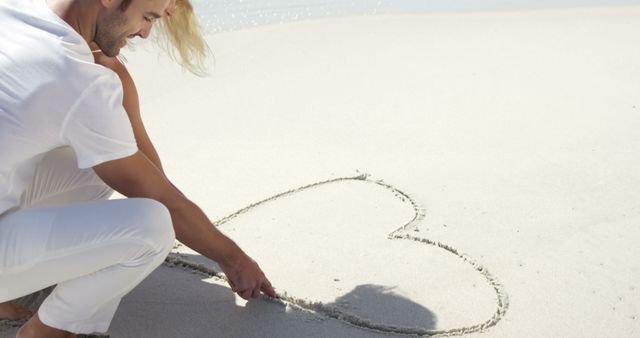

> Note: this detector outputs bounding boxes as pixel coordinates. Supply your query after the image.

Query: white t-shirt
[0,0,138,215]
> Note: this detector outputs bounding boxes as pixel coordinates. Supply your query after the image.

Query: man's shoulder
[0,13,117,95]
[1,0,93,65]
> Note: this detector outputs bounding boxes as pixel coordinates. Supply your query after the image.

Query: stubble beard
[94,9,128,57]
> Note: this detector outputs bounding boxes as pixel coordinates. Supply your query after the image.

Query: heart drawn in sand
[167,174,509,336]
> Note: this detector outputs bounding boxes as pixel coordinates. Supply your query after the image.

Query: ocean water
[192,0,640,32]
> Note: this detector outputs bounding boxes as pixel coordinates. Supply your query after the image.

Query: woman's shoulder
[92,51,134,85]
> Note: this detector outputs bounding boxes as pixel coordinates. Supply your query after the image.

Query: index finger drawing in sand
[0,0,275,337]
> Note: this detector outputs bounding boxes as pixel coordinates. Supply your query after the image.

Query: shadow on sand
[107,253,437,338]
[0,253,437,338]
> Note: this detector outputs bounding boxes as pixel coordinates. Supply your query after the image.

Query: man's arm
[92,49,274,299]
[93,148,276,299]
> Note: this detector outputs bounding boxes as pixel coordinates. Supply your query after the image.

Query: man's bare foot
[0,301,34,321]
[16,313,76,338]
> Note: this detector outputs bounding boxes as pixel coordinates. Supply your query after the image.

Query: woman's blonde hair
[154,0,212,76]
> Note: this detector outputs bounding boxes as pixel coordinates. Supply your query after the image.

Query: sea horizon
[192,0,640,32]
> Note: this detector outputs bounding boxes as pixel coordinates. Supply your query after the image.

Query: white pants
[0,147,175,334]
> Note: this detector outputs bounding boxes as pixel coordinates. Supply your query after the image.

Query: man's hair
[154,0,211,76]
[119,0,133,11]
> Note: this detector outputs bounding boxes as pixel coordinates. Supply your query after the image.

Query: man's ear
[100,0,119,10]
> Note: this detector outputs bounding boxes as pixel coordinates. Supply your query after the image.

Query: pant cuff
[38,307,110,334]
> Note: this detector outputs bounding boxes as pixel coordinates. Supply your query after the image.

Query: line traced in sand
[165,174,510,337]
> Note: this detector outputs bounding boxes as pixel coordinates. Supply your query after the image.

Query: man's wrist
[215,237,244,267]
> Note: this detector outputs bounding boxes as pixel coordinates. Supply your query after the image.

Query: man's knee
[125,198,175,254]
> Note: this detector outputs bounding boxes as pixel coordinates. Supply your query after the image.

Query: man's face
[95,0,172,57]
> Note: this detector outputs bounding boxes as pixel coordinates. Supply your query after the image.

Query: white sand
[117,6,640,337]
[3,5,640,338]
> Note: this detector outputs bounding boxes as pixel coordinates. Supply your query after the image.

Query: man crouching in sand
[0,0,276,337]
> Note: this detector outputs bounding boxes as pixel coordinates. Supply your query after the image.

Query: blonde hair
[154,0,212,76]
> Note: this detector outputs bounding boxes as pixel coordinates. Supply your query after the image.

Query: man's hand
[219,250,277,300]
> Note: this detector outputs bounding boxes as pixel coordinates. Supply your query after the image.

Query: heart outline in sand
[166,174,509,336]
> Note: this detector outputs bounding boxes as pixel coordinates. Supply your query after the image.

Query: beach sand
[2,5,640,337]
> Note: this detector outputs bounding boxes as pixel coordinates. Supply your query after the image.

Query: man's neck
[46,0,99,45]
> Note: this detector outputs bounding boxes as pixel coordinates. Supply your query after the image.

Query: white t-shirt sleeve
[60,73,138,169]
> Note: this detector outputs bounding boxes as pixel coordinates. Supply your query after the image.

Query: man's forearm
[166,197,241,266]
[93,151,276,298]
